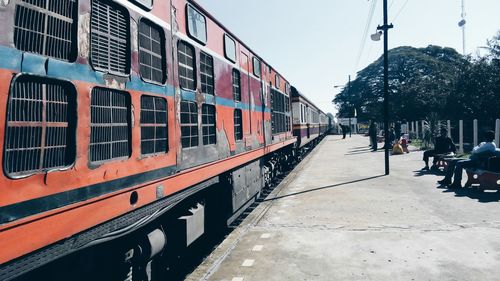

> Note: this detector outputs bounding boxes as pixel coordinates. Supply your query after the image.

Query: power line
[391,0,410,22]
[354,0,378,71]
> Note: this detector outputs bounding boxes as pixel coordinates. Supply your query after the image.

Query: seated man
[438,130,497,188]
[422,128,456,171]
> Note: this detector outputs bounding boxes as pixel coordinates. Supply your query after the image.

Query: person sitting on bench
[438,130,497,188]
[421,128,456,171]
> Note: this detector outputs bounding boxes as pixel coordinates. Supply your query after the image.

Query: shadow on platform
[264,175,386,202]
[441,186,500,203]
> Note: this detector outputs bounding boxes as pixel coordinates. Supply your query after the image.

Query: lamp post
[334,75,353,137]
[374,0,393,176]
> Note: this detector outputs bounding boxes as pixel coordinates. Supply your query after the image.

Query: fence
[404,119,500,153]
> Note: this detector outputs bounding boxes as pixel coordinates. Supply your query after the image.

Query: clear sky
[196,0,500,115]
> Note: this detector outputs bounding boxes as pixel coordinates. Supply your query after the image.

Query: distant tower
[458,0,466,55]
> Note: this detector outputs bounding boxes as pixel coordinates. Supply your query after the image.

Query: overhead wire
[354,0,378,72]
[391,0,410,23]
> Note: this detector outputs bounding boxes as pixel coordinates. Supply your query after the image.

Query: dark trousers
[444,159,477,182]
[370,135,377,150]
[423,149,439,166]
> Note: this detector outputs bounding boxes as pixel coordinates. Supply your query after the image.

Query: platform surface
[187,135,500,281]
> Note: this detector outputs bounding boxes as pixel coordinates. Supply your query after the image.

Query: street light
[372,0,393,176]
[334,75,353,137]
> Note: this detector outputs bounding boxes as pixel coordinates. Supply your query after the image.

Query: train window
[271,89,287,134]
[252,57,261,78]
[139,19,166,84]
[14,0,78,62]
[129,0,152,10]
[234,109,243,141]
[4,75,77,178]
[200,52,214,95]
[201,104,216,145]
[90,0,130,75]
[177,41,196,91]
[140,95,168,156]
[186,4,207,44]
[89,87,131,163]
[224,34,236,63]
[180,100,199,148]
[232,69,241,101]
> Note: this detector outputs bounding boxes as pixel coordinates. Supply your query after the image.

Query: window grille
[234,109,243,141]
[14,0,78,61]
[224,34,236,62]
[201,104,216,145]
[89,87,131,163]
[90,0,130,75]
[271,89,287,134]
[178,41,196,90]
[232,69,241,101]
[180,100,198,148]
[4,75,77,178]
[186,4,207,43]
[141,95,168,155]
[200,52,214,95]
[139,19,166,84]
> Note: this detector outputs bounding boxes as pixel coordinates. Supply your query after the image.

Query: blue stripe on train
[0,46,271,113]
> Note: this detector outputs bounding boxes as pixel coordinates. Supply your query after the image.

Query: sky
[196,0,500,115]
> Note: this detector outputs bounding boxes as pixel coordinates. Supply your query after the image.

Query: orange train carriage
[0,0,329,280]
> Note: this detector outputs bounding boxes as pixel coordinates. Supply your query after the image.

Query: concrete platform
[186,135,500,281]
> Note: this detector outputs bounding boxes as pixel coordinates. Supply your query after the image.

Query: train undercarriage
[10,139,324,281]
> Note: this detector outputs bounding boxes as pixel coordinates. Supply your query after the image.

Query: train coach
[0,0,327,280]
[291,86,329,151]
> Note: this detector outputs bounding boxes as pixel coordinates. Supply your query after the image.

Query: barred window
[180,100,198,148]
[139,19,166,84]
[234,109,243,141]
[201,104,216,145]
[252,57,261,78]
[14,0,78,61]
[90,0,130,75]
[186,4,207,44]
[90,88,131,163]
[271,89,287,134]
[200,52,214,95]
[4,75,77,178]
[224,34,236,62]
[141,95,168,156]
[232,69,241,101]
[178,41,196,90]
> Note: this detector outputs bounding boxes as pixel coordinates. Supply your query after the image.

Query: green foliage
[334,32,500,124]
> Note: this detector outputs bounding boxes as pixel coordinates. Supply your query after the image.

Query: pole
[348,75,352,138]
[377,0,393,175]
[461,0,466,55]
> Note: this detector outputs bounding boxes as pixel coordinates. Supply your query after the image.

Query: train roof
[189,0,289,83]
[290,86,327,115]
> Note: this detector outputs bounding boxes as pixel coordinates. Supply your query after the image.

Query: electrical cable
[354,0,378,72]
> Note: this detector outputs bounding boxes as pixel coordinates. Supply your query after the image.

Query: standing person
[341,125,347,139]
[421,128,456,171]
[438,131,496,188]
[400,133,410,153]
[369,121,378,151]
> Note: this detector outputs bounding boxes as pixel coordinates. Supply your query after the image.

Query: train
[0,0,331,280]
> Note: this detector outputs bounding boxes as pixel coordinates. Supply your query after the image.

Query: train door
[240,52,251,136]
[306,105,310,139]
